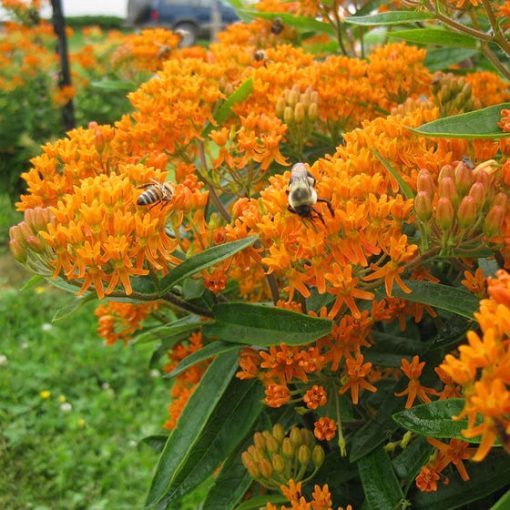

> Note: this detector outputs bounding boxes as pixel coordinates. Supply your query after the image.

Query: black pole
[50,0,75,131]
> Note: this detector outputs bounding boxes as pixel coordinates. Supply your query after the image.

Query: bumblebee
[137,180,174,210]
[271,17,284,35]
[287,163,334,226]
[254,49,268,62]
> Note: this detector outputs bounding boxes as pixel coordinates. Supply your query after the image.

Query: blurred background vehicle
[127,0,239,45]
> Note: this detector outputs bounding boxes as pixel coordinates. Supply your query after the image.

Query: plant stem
[482,0,510,55]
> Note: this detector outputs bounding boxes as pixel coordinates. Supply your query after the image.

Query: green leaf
[145,351,240,507]
[392,399,501,445]
[202,434,256,510]
[350,381,405,462]
[345,11,434,26]
[236,495,289,510]
[238,9,335,36]
[158,236,258,295]
[204,303,333,346]
[392,437,434,493]
[389,280,479,320]
[132,315,203,344]
[358,448,405,510]
[202,79,254,137]
[388,28,478,48]
[90,79,137,92]
[20,274,44,291]
[490,489,510,510]
[139,435,168,453]
[164,341,243,379]
[425,48,477,71]
[154,378,264,508]
[372,149,415,199]
[413,453,510,510]
[410,103,510,139]
[52,293,96,322]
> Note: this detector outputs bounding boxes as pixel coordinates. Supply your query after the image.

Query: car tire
[174,22,198,47]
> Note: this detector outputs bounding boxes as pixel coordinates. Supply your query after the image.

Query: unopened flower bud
[253,432,266,451]
[272,453,285,473]
[294,102,305,123]
[275,97,285,118]
[438,176,456,201]
[290,427,302,447]
[298,445,311,465]
[473,168,490,186]
[312,445,325,468]
[302,428,315,449]
[282,438,294,458]
[248,445,260,462]
[26,235,44,253]
[468,182,486,207]
[417,169,434,196]
[308,102,318,121]
[265,434,279,453]
[484,205,505,237]
[493,192,508,210]
[9,238,27,263]
[258,457,273,479]
[283,106,294,124]
[287,89,299,107]
[439,164,455,181]
[415,191,432,221]
[272,423,285,443]
[300,92,311,108]
[457,196,477,228]
[310,90,319,104]
[454,161,473,195]
[436,197,455,230]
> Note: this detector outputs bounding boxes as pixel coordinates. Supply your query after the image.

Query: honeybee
[287,163,334,226]
[137,180,174,210]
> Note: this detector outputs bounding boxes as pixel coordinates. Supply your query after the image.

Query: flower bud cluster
[432,72,474,117]
[241,424,325,489]
[9,207,55,274]
[276,86,319,157]
[415,160,507,255]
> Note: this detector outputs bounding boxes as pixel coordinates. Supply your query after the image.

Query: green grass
[0,284,170,509]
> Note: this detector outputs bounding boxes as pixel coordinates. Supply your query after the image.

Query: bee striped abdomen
[137,187,162,206]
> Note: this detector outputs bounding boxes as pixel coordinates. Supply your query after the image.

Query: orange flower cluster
[416,438,475,492]
[111,28,182,75]
[266,480,352,510]
[163,332,208,430]
[95,300,159,345]
[440,270,510,461]
[498,108,510,132]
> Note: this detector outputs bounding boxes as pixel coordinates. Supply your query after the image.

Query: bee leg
[312,207,326,227]
[147,201,162,211]
[287,205,297,215]
[137,183,153,189]
[317,198,335,217]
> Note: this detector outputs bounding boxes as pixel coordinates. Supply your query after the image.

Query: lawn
[0,196,174,508]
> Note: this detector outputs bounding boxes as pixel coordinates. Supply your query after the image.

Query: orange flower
[314,417,337,441]
[427,438,475,481]
[339,354,377,405]
[461,268,486,297]
[265,383,291,408]
[395,355,436,408]
[415,465,441,492]
[303,385,327,409]
[498,109,510,132]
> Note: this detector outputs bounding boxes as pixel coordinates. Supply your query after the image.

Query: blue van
[128,0,240,45]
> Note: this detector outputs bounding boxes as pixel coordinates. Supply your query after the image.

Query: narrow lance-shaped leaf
[132,315,204,344]
[490,489,510,510]
[145,351,240,507]
[357,447,405,510]
[164,341,244,379]
[345,11,434,26]
[202,79,254,137]
[393,399,501,445]
[387,280,479,320]
[388,28,478,48]
[236,495,289,510]
[155,378,264,507]
[372,149,415,199]
[204,302,333,346]
[410,103,510,139]
[158,236,258,296]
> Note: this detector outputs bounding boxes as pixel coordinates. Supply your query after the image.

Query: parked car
[127,0,239,45]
